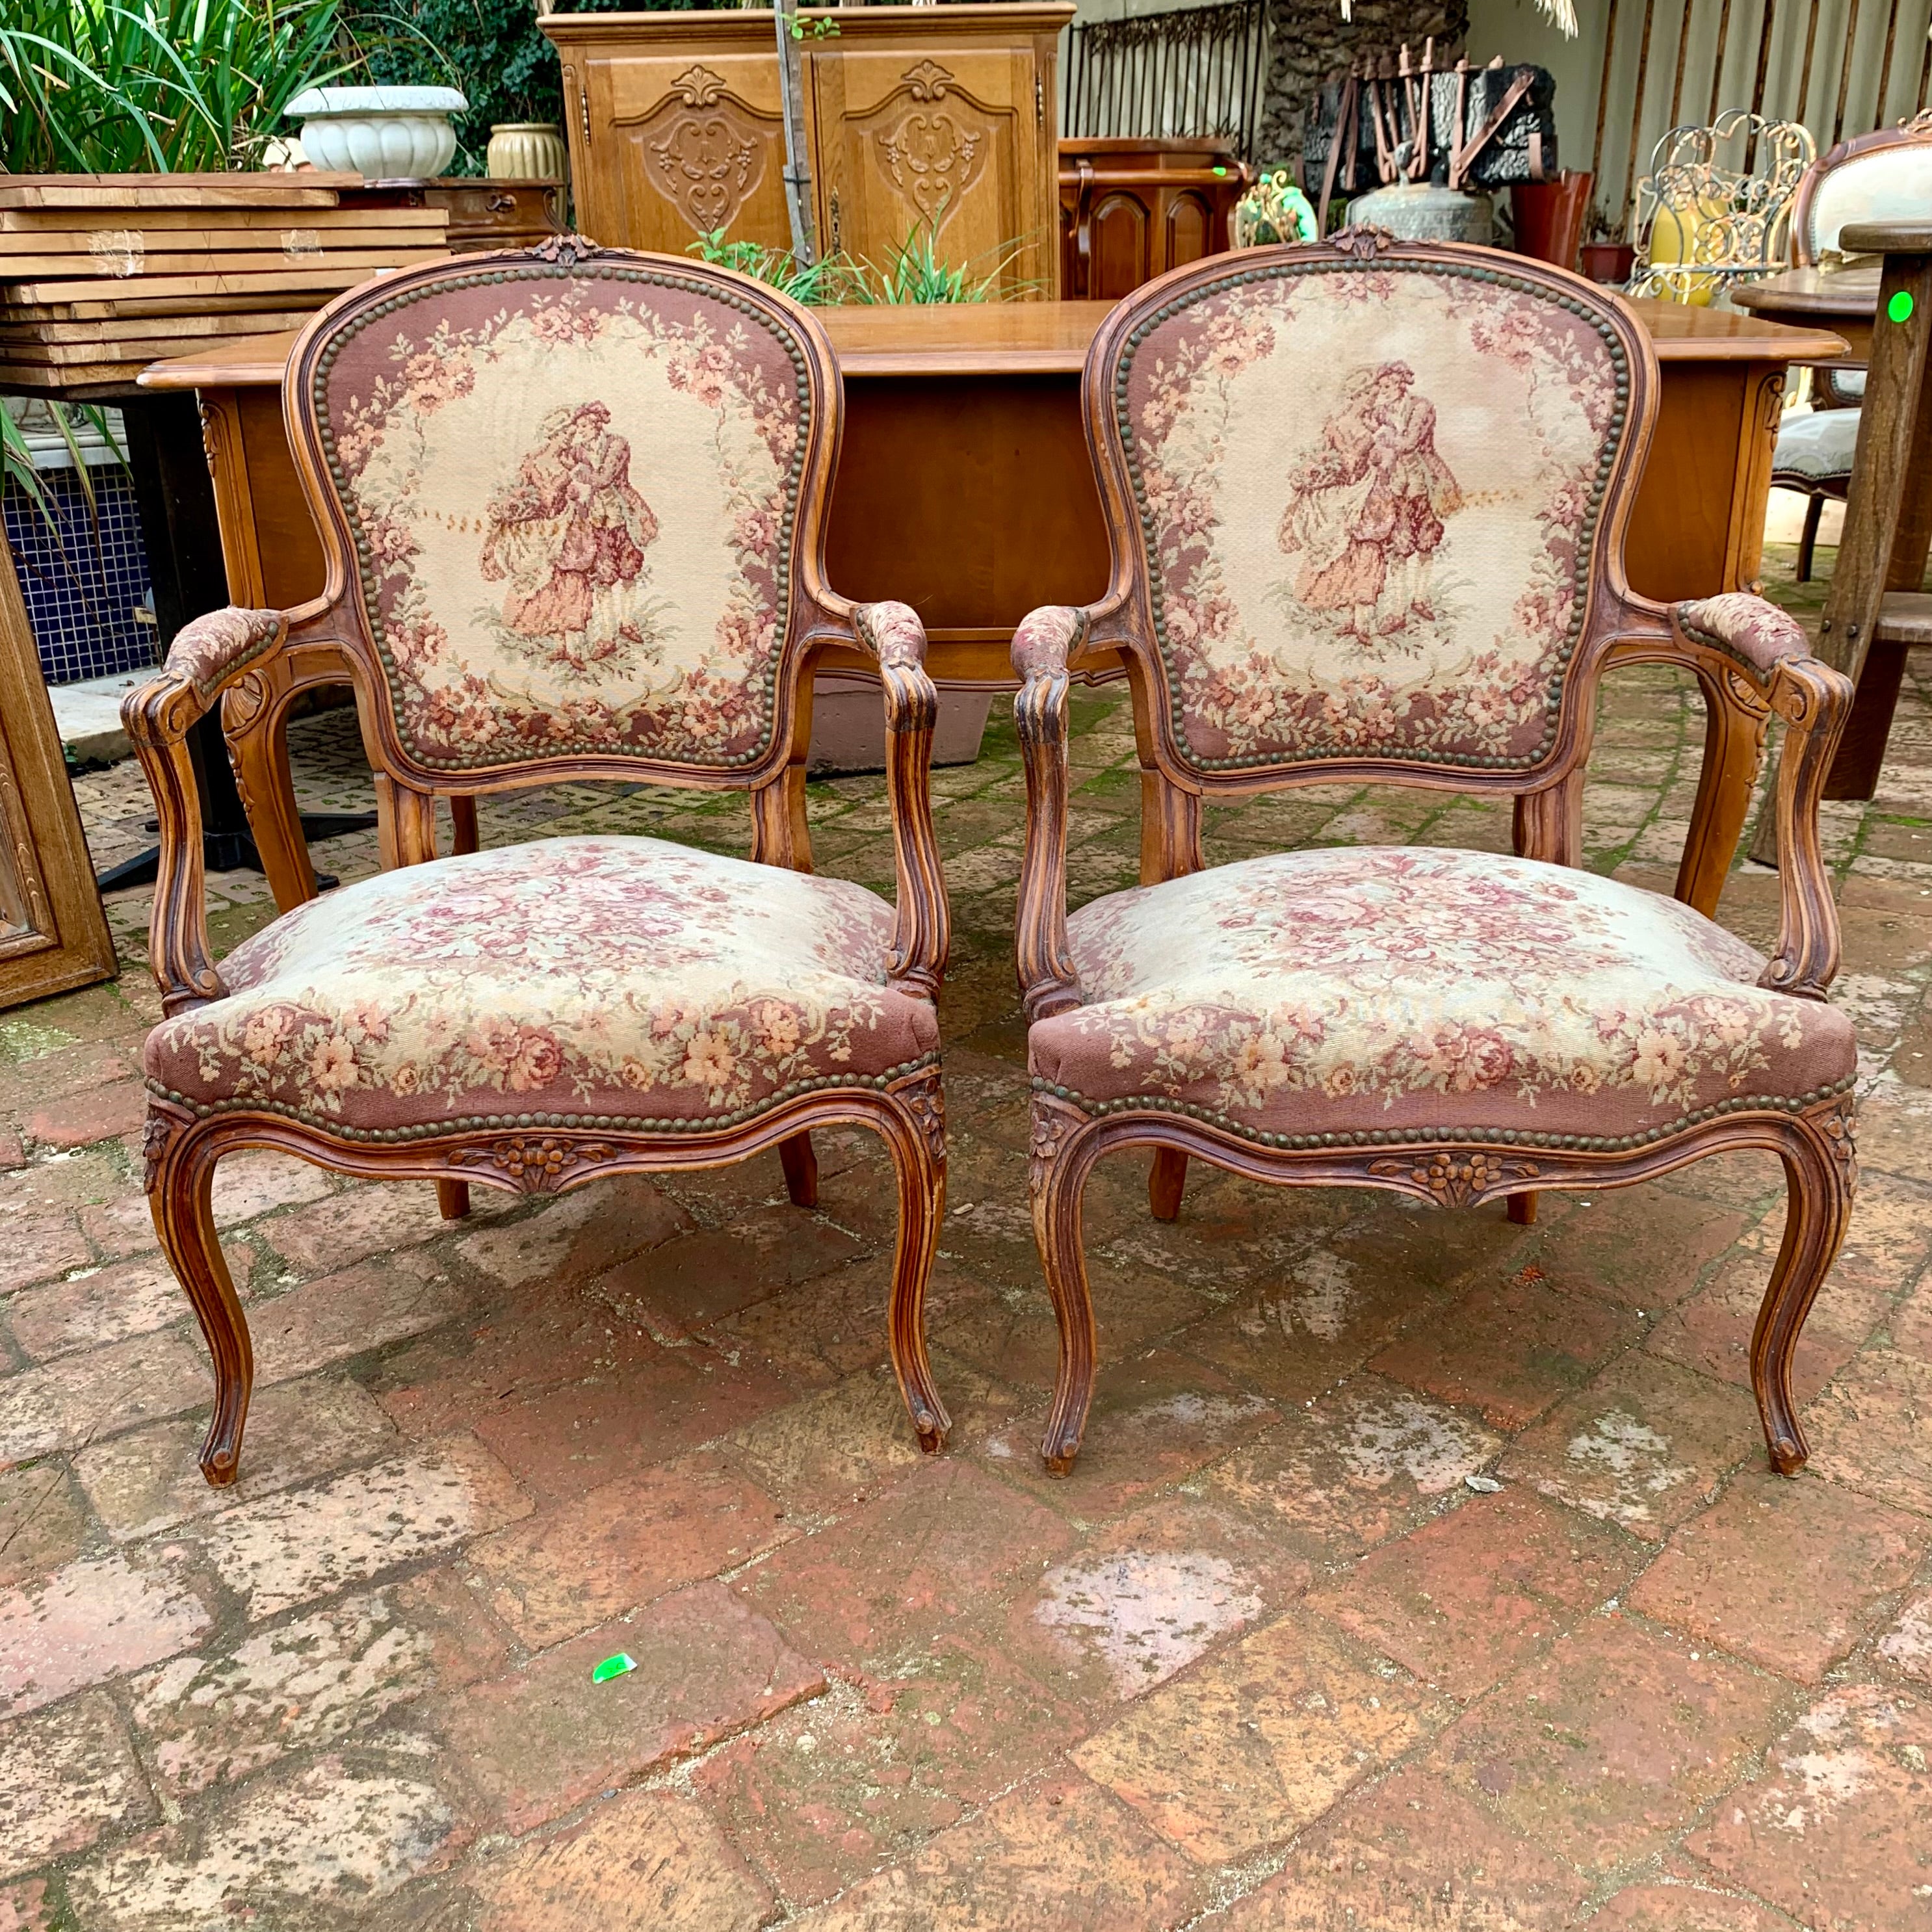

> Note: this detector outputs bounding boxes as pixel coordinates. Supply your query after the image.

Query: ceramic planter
[287,86,467,182]
[486,124,568,183]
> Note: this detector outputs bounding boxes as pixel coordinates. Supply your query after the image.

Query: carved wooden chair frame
[124,241,953,1487]
[1010,234,1857,1478]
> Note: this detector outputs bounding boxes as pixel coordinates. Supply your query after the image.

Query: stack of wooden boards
[0,173,450,398]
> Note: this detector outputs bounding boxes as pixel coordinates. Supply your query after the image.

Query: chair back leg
[779,1130,819,1208]
[1149,1147,1188,1221]
[1797,491,1825,583]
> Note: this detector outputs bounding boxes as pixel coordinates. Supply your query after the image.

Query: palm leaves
[0,0,358,175]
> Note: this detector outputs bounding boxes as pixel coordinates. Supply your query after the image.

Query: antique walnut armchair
[124,242,952,1487]
[1013,233,1857,1478]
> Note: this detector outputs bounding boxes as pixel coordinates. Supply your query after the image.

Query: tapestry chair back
[1088,242,1656,802]
[288,243,834,797]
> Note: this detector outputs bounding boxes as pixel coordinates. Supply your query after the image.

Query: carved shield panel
[617,64,777,237]
[854,59,1004,239]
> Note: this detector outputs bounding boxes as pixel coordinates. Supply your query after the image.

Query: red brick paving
[1686,1683,1932,1930]
[1626,1468,1928,1681]
[1305,1483,1643,1698]
[3,578,1930,1924]
[1429,1613,1785,1874]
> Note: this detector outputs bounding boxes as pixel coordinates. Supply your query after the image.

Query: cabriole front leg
[1753,1099,1857,1473]
[877,1067,950,1454]
[144,1105,252,1486]
[1030,1092,1104,1474]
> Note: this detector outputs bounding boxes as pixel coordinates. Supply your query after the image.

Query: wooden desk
[146,295,1849,664]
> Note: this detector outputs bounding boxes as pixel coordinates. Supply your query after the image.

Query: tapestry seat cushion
[145,837,935,1136]
[1030,846,1855,1145]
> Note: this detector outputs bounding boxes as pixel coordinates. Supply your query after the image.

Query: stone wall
[1259,0,1469,170]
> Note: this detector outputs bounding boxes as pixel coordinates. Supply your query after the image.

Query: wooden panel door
[582,50,794,254]
[810,46,1051,296]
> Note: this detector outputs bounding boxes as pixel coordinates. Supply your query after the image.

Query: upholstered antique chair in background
[1012,234,1857,1479]
[1772,112,1932,580]
[124,242,953,1487]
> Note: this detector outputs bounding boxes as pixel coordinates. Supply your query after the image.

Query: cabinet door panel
[1163,189,1212,274]
[591,53,792,252]
[1090,190,1150,299]
[813,48,1045,293]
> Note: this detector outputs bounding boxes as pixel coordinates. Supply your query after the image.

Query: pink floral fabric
[1113,263,1629,771]
[145,837,935,1134]
[165,608,283,702]
[1030,847,1853,1141]
[1012,605,1086,679]
[313,268,805,772]
[1675,594,1810,677]
[855,601,928,669]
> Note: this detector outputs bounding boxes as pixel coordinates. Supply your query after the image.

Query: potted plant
[1579,205,1636,285]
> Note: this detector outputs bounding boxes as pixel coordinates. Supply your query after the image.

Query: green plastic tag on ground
[1890,290,1916,325]
[592,1652,636,1683]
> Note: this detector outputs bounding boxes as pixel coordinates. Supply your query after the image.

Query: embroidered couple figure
[478,399,662,673]
[1277,359,1465,649]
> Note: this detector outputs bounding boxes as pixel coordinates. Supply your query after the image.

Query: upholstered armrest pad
[1013,605,1087,680]
[1673,594,1811,679]
[164,607,285,704]
[854,600,929,669]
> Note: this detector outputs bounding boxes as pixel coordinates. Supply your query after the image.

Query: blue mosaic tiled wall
[3,465,156,686]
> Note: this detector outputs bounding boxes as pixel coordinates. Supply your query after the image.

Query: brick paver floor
[5,538,1931,1928]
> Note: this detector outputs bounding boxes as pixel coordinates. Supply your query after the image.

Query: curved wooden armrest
[853,601,949,1000]
[1752,653,1854,1000]
[1673,593,1813,681]
[1615,592,1847,1000]
[1012,605,1089,1023]
[120,607,287,1017]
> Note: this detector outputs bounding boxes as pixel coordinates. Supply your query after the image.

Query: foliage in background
[688,224,1031,306]
[349,0,660,172]
[688,231,865,306]
[0,0,359,173]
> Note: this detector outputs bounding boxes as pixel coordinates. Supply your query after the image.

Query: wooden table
[1734,265,1879,365]
[146,295,1849,664]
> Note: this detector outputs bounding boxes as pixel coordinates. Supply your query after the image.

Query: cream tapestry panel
[313,269,805,773]
[1113,262,1630,773]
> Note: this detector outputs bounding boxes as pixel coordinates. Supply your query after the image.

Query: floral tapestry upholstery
[144,837,935,1136]
[308,263,808,774]
[1030,848,1854,1145]
[1110,259,1632,774]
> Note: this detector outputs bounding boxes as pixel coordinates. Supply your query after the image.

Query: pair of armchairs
[128,235,1857,1501]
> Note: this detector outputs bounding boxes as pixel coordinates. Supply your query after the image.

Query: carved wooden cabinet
[539,5,1071,297]
[1058,138,1246,300]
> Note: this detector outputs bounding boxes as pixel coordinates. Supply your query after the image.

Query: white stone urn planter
[287,86,467,181]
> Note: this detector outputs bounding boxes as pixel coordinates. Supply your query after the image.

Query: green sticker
[592,1652,636,1683]
[1212,165,1228,176]
[1890,289,1916,324]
